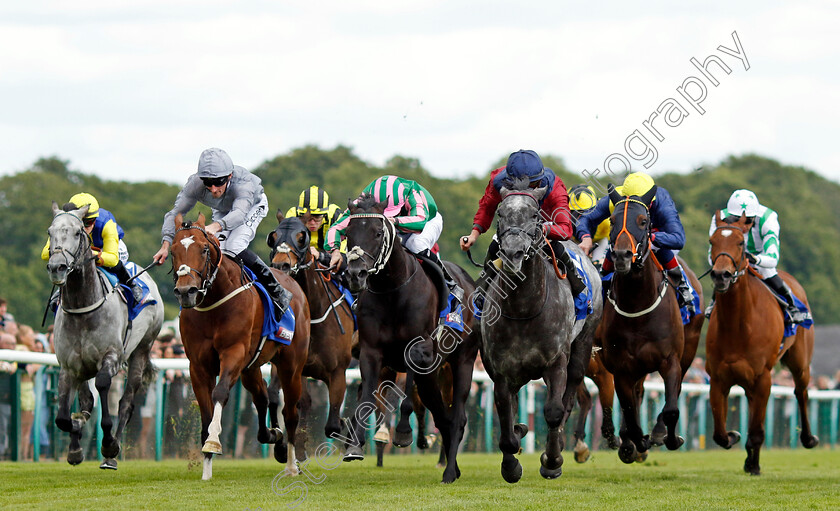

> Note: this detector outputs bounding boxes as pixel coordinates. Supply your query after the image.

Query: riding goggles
[201,175,230,188]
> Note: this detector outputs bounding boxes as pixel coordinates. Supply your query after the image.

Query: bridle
[173,223,224,306]
[710,224,748,284]
[271,224,313,276]
[346,213,397,275]
[497,192,543,260]
[48,212,109,314]
[610,197,652,268]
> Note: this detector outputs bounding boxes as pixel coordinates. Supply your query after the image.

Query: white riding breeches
[218,193,269,255]
[403,213,443,254]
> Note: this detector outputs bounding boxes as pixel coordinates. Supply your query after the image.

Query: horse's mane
[353,192,379,211]
[722,214,748,226]
[503,176,533,192]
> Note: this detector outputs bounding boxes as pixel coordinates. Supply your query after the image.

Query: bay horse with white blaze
[340,194,480,484]
[480,178,602,483]
[707,211,817,475]
[170,213,310,480]
[599,185,702,463]
[267,214,354,459]
[46,202,164,469]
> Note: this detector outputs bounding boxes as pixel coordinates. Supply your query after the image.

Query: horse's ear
[52,201,60,215]
[607,184,622,205]
[499,186,511,199]
[348,198,359,213]
[276,209,285,223]
[174,213,183,228]
[640,184,657,206]
[532,186,548,202]
[713,210,724,227]
[196,213,206,227]
[77,205,90,220]
[266,230,278,248]
[374,199,389,214]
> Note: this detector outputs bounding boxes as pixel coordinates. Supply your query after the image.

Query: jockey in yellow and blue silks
[575,172,696,314]
[284,185,345,266]
[568,184,610,266]
[41,193,144,301]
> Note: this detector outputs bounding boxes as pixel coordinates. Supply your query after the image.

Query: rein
[346,213,397,275]
[610,197,651,266]
[173,224,224,307]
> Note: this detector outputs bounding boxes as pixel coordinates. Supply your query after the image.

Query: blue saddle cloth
[99,263,156,321]
[601,267,699,326]
[439,294,465,332]
[566,251,595,321]
[243,267,296,345]
[766,287,814,338]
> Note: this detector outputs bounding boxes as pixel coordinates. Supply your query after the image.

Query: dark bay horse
[707,211,817,475]
[46,203,164,469]
[340,195,480,484]
[599,186,702,463]
[170,213,310,480]
[267,215,354,459]
[481,180,603,483]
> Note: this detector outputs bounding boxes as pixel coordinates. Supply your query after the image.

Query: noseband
[497,192,542,259]
[173,224,224,304]
[346,213,397,275]
[271,225,313,276]
[610,197,651,267]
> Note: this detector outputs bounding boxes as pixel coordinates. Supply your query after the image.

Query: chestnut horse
[267,215,354,460]
[340,194,480,484]
[599,186,702,463]
[707,211,817,475]
[170,213,310,480]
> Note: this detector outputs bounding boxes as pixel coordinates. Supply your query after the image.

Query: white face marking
[721,229,733,237]
[179,235,195,251]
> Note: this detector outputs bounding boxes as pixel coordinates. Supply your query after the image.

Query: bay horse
[340,194,480,484]
[707,211,817,474]
[570,352,620,463]
[46,202,164,469]
[267,215,354,459]
[170,213,310,480]
[480,178,603,483]
[599,185,702,463]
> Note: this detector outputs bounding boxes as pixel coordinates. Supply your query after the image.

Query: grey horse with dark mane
[480,178,602,483]
[46,202,164,469]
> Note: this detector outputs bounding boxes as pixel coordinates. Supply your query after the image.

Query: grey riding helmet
[197,148,234,178]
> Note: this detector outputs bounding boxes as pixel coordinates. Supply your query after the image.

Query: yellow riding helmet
[568,184,598,211]
[621,172,655,197]
[297,186,330,215]
[68,192,100,219]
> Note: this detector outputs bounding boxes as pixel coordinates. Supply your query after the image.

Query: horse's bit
[497,192,543,260]
[173,224,223,304]
[610,197,652,267]
[710,224,748,283]
[346,213,397,275]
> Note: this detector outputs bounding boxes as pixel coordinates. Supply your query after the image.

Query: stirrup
[449,284,464,302]
[704,303,714,319]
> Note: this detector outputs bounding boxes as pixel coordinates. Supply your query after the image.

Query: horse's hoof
[665,435,685,451]
[539,464,563,479]
[343,444,364,462]
[416,435,429,450]
[201,440,222,455]
[802,434,819,449]
[640,434,651,452]
[634,450,648,463]
[501,458,523,484]
[540,452,563,471]
[618,442,637,464]
[649,430,666,447]
[99,458,118,470]
[573,439,591,463]
[392,429,413,448]
[269,427,284,445]
[744,461,761,476]
[513,423,529,439]
[67,448,84,466]
[274,440,288,464]
[606,434,620,450]
[101,440,120,459]
[373,426,391,444]
[728,431,741,448]
[441,469,458,484]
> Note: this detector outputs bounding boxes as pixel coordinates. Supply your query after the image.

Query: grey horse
[46,202,164,469]
[479,179,603,483]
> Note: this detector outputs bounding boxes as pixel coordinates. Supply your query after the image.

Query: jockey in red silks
[459,149,585,311]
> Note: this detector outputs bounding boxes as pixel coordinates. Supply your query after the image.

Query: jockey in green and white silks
[706,189,808,323]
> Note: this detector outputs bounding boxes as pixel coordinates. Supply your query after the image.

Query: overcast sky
[1,1,838,186]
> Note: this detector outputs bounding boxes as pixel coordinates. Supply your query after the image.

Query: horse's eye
[376,230,384,238]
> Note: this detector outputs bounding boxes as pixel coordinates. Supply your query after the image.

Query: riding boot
[113,261,144,302]
[765,274,808,324]
[238,249,292,315]
[667,266,696,315]
[704,297,715,319]
[429,251,465,304]
[550,241,586,297]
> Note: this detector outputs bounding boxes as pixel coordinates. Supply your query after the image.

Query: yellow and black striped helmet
[297,186,330,215]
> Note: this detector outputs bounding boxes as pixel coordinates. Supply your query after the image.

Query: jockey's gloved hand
[746,252,758,265]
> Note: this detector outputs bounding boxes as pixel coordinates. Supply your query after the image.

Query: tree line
[1,148,836,336]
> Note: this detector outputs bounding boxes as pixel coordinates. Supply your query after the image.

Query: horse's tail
[142,356,158,388]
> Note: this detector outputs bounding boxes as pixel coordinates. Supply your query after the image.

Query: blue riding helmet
[505,149,545,182]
